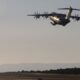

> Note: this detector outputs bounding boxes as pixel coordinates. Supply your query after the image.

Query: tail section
[66,6,73,20]
[58,6,80,20]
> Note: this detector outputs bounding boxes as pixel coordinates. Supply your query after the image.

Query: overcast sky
[0,0,80,64]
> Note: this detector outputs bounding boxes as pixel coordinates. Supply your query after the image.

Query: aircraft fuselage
[49,7,73,26]
[50,16,70,26]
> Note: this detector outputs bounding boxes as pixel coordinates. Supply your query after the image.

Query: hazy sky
[0,0,80,64]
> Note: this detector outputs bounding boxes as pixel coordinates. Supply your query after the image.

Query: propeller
[43,12,49,18]
[27,11,40,19]
[72,14,80,21]
[34,11,40,19]
[75,14,80,21]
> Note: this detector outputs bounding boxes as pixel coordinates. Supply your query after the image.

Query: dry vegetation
[0,72,80,80]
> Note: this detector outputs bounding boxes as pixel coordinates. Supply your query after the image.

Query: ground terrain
[0,72,80,80]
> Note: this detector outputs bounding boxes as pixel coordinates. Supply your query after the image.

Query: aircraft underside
[50,16,70,26]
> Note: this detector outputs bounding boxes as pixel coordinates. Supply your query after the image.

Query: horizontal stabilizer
[58,7,80,11]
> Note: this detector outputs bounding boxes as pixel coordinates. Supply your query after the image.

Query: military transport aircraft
[28,6,80,26]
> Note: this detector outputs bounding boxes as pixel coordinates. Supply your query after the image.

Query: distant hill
[0,63,80,72]
[20,68,80,74]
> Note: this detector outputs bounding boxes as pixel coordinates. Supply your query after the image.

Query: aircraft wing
[28,13,50,19]
[27,12,66,19]
[70,15,80,21]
